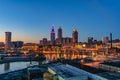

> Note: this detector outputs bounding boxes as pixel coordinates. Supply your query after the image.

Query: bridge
[41,48,107,61]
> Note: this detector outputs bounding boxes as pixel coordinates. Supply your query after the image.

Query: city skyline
[0,0,120,43]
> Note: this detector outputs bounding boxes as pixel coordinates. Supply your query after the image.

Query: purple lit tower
[51,24,55,45]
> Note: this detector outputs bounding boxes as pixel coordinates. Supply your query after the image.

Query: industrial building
[48,63,107,80]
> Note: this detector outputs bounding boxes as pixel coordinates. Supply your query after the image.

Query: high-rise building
[57,27,62,44]
[110,33,112,48]
[102,36,109,44]
[5,32,12,51]
[58,27,62,39]
[51,25,55,45]
[72,29,78,45]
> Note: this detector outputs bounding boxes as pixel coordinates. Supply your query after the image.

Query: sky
[0,0,120,43]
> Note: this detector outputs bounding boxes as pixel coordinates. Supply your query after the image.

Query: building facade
[88,37,93,45]
[57,27,62,43]
[72,29,78,46]
[51,25,55,45]
[102,36,109,44]
[12,41,23,52]
[5,32,12,51]
[48,63,107,80]
[62,37,72,47]
[40,38,51,46]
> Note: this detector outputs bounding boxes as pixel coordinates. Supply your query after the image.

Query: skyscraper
[51,25,55,45]
[72,29,78,45]
[110,33,112,48]
[57,27,62,43]
[58,27,62,39]
[5,32,12,51]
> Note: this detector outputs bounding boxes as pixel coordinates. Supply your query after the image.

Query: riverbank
[0,63,47,80]
[0,57,45,64]
[0,68,28,80]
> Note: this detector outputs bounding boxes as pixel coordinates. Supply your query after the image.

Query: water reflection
[4,63,10,71]
[0,61,38,74]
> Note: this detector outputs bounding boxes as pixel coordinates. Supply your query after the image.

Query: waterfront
[0,0,119,79]
[0,61,38,74]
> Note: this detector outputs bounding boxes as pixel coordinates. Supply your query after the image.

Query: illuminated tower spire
[51,24,55,45]
[51,24,55,34]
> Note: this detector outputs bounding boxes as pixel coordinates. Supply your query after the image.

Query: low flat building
[48,63,107,80]
[99,60,120,72]
[68,61,120,80]
[97,72,120,80]
[48,63,87,80]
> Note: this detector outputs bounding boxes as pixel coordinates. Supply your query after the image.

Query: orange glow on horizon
[0,36,40,43]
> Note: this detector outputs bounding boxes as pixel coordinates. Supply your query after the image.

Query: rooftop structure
[99,61,120,72]
[48,63,87,80]
[97,72,120,80]
[27,65,47,80]
[70,63,107,74]
[48,63,107,80]
[100,61,120,67]
[62,61,120,80]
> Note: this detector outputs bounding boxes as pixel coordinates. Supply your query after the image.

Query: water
[0,61,38,74]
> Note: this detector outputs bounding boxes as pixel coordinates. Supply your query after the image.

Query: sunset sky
[0,0,120,43]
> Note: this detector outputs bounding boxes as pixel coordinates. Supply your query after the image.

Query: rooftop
[100,61,120,68]
[48,63,87,79]
[73,29,78,33]
[97,72,120,80]
[28,65,47,74]
[69,63,107,74]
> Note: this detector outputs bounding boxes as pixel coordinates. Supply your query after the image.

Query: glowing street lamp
[83,44,86,48]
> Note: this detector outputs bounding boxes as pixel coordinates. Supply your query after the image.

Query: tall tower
[72,29,78,46]
[110,33,112,48]
[5,32,12,51]
[58,27,62,43]
[51,25,55,45]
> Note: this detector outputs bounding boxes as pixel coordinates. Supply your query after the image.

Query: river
[0,61,38,74]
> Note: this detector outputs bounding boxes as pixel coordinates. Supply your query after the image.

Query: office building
[12,41,23,52]
[40,38,49,45]
[12,41,23,48]
[102,36,109,44]
[5,32,12,51]
[62,37,72,47]
[88,37,93,45]
[57,27,62,43]
[51,25,55,45]
[72,29,78,45]
[48,63,107,80]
